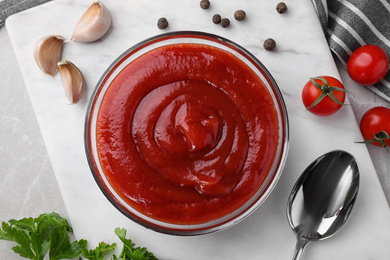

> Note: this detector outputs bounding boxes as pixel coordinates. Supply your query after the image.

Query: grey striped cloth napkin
[0,0,51,28]
[312,0,390,101]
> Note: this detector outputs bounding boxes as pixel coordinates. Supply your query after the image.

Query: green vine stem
[306,77,354,111]
[356,130,389,152]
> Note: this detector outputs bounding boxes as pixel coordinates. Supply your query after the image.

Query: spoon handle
[291,237,309,260]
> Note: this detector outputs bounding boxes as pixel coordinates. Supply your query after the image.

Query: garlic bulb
[57,60,85,104]
[71,0,111,43]
[33,35,65,76]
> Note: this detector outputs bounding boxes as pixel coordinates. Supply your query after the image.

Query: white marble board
[6,0,390,259]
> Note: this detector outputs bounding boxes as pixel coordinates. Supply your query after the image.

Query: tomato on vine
[358,106,390,151]
[302,76,352,116]
[347,44,389,86]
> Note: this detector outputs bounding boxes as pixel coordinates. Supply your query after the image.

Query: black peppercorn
[263,38,276,51]
[157,17,169,29]
[221,18,230,28]
[234,10,246,21]
[212,14,221,24]
[276,2,288,14]
[200,0,210,9]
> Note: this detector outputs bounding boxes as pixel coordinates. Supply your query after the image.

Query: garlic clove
[57,60,85,104]
[33,35,65,76]
[71,0,111,43]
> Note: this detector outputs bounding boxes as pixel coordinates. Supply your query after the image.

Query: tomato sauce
[96,43,279,224]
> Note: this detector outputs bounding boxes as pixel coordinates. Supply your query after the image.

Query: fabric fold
[312,0,390,101]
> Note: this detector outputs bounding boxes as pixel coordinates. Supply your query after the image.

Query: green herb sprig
[0,213,157,260]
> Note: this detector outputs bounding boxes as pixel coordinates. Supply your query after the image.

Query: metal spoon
[287,150,359,260]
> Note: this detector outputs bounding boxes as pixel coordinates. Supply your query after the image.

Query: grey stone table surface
[0,17,389,258]
[0,27,68,258]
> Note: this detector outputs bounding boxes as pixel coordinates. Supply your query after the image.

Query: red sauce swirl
[96,43,279,224]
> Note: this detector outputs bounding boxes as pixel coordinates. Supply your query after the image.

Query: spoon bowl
[287,150,359,260]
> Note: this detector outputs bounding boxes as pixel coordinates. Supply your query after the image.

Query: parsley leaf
[49,226,86,260]
[114,228,157,260]
[82,241,117,260]
[0,213,86,260]
[1,218,48,260]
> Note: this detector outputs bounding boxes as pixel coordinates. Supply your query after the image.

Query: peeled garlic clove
[57,60,85,104]
[33,35,65,76]
[71,0,111,43]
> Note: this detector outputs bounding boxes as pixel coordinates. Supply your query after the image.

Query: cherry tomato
[347,44,389,85]
[302,76,348,116]
[359,106,390,149]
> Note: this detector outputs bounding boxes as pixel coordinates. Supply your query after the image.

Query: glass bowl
[85,31,289,235]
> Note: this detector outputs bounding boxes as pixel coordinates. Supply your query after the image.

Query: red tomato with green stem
[302,76,352,116]
[347,44,389,85]
[359,106,390,150]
